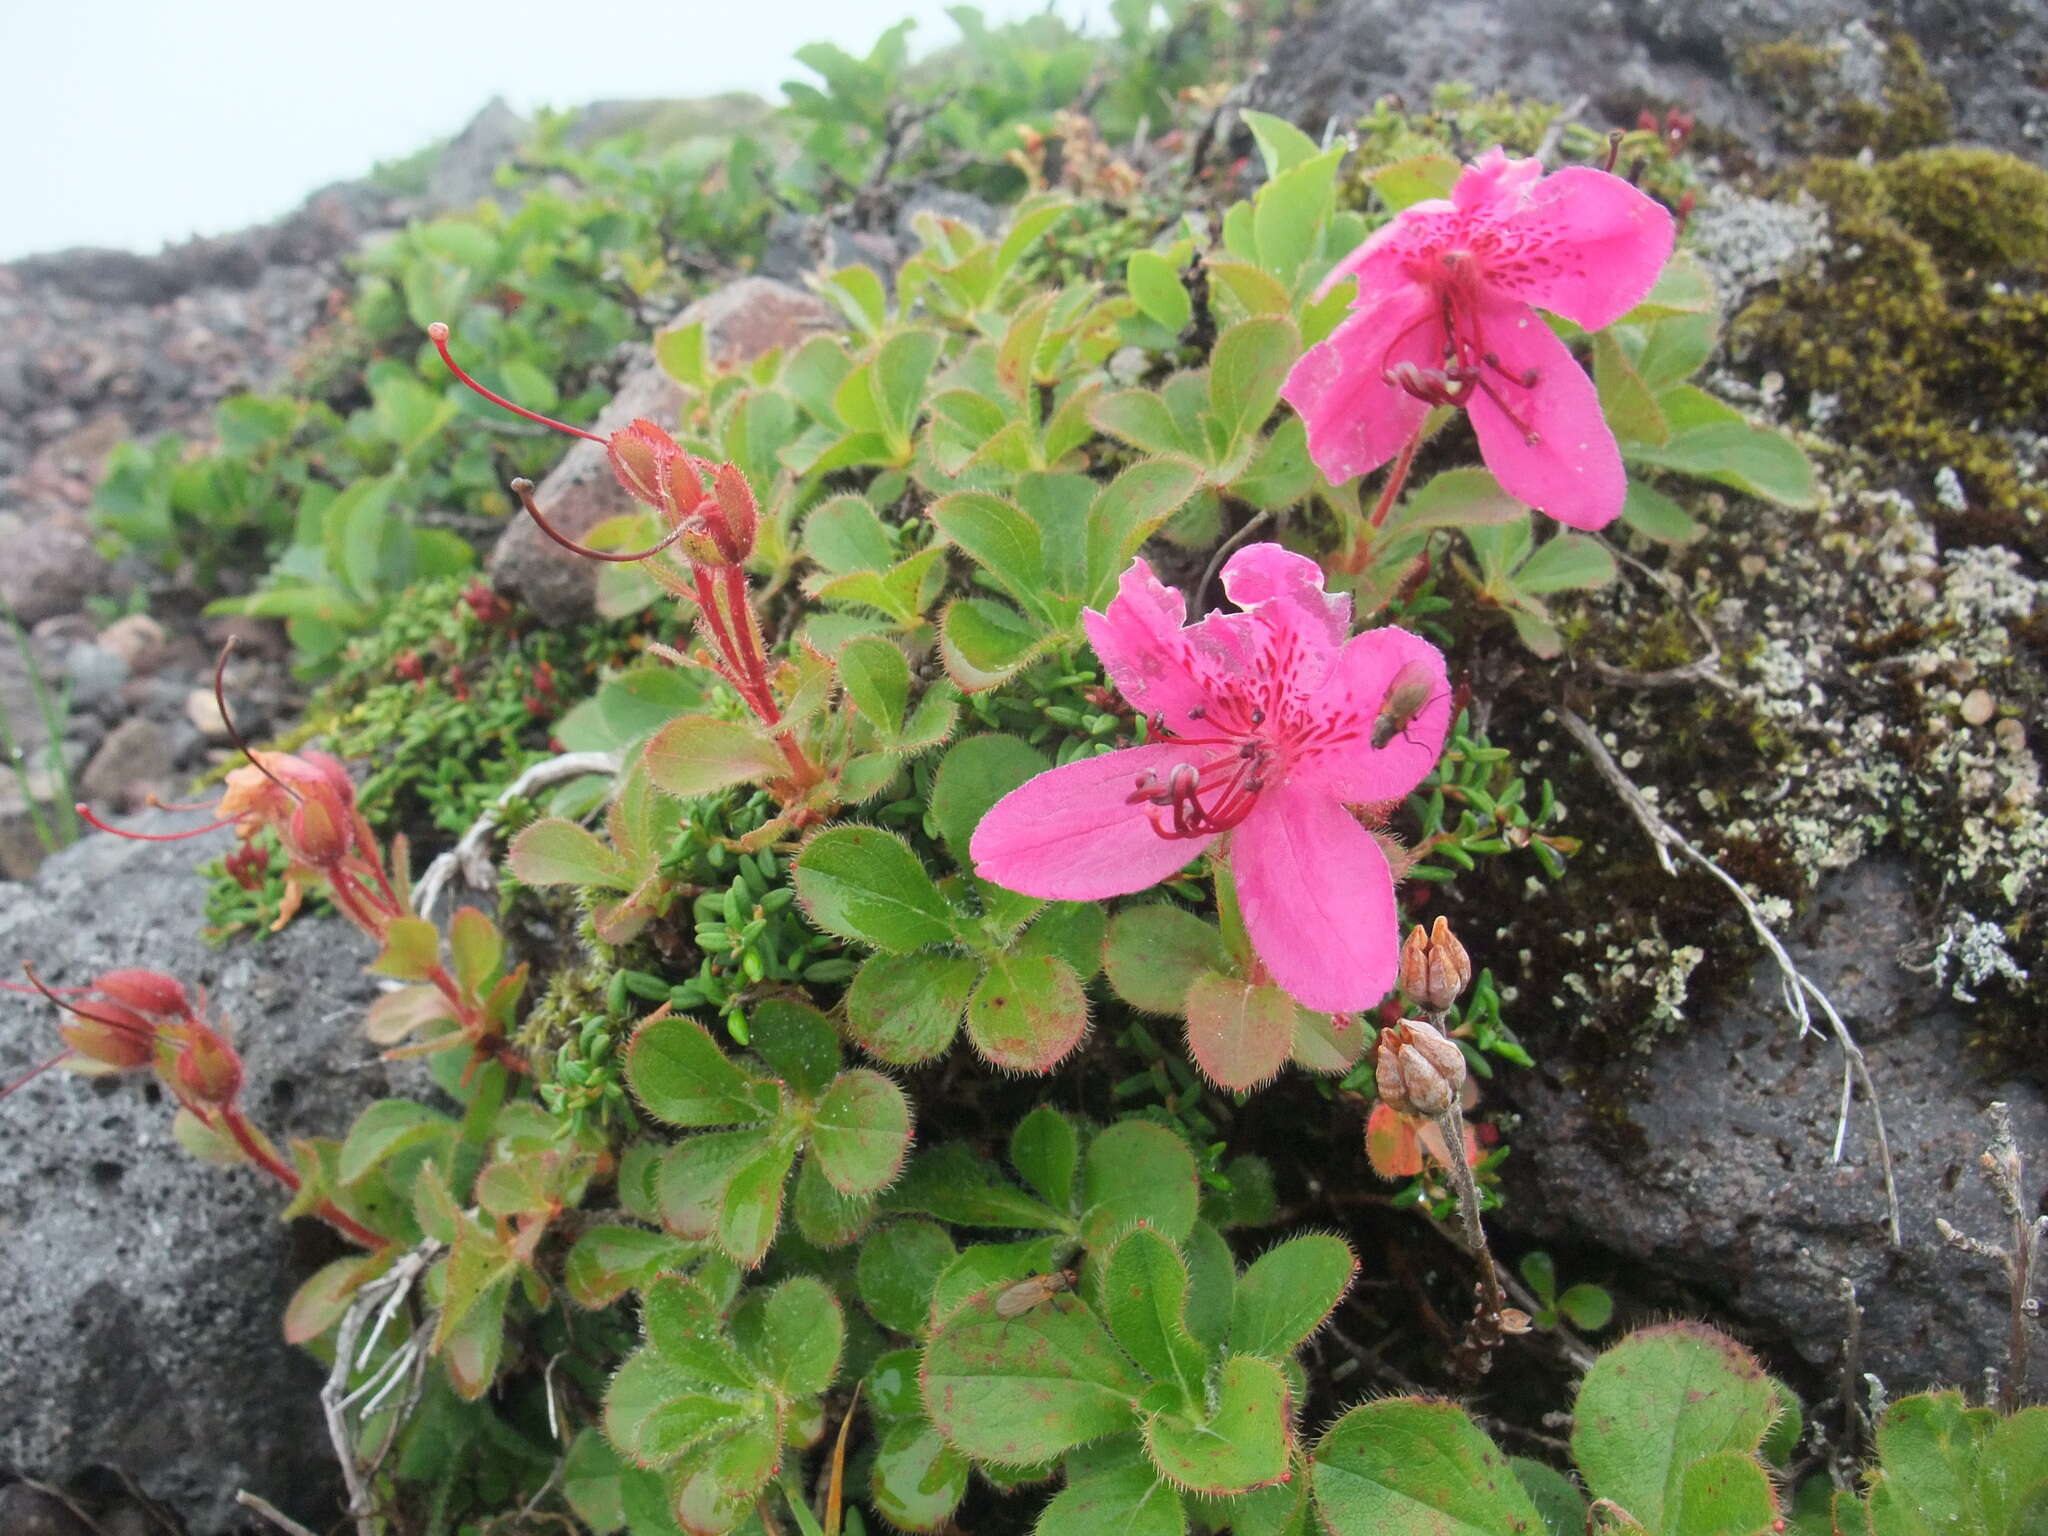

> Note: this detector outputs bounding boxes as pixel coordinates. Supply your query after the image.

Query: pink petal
[1464,300,1625,530]
[1084,560,1225,735]
[970,743,1216,901]
[1317,202,1453,303]
[1452,146,1544,214]
[1213,542,1352,694]
[1282,289,1437,486]
[1229,785,1399,1013]
[1488,166,1675,331]
[1294,625,1452,805]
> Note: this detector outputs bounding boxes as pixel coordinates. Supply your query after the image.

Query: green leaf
[1103,1227,1208,1415]
[875,328,945,448]
[1864,1391,1996,1536]
[508,817,632,891]
[804,493,896,574]
[810,1070,913,1196]
[1621,250,1717,320]
[1082,1120,1199,1246]
[338,1100,452,1185]
[643,715,785,800]
[931,491,1051,615]
[965,952,1089,1073]
[1594,332,1670,447]
[371,915,440,980]
[1018,901,1106,981]
[1183,973,1295,1092]
[921,1283,1143,1465]
[1369,153,1462,212]
[1209,316,1299,451]
[1249,152,1341,293]
[1619,480,1703,545]
[792,1154,877,1249]
[1229,1234,1356,1360]
[1230,417,1315,512]
[1629,422,1820,508]
[1314,1397,1547,1536]
[1084,458,1204,604]
[1571,1324,1779,1534]
[838,634,910,737]
[745,998,841,1101]
[886,1143,1066,1231]
[1104,905,1228,1015]
[718,1134,798,1267]
[1382,466,1529,537]
[1558,1285,1614,1332]
[1009,1106,1081,1213]
[1511,1459,1588,1536]
[1128,249,1194,335]
[627,1015,777,1129]
[565,1226,700,1310]
[1515,532,1616,595]
[1092,390,1195,459]
[1670,1452,1780,1536]
[1240,109,1322,176]
[1980,1406,2048,1535]
[755,1275,844,1397]
[447,907,501,1001]
[858,1219,959,1336]
[1040,1452,1187,1536]
[653,320,707,390]
[655,1128,776,1244]
[1635,310,1719,392]
[794,824,958,952]
[930,733,1049,860]
[604,1349,752,1468]
[643,1274,756,1389]
[939,596,1047,691]
[1143,1354,1291,1496]
[845,953,976,1065]
[870,1419,972,1531]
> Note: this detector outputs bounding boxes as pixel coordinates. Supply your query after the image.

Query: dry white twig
[320,1240,442,1531]
[412,750,620,918]
[235,1491,322,1536]
[1556,706,1903,1245]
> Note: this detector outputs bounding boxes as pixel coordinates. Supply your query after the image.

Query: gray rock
[1249,0,2046,165]
[1498,855,2047,1390]
[0,517,111,627]
[61,643,130,719]
[76,717,175,808]
[0,828,423,1529]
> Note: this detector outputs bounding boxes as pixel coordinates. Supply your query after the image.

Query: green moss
[1734,148,2048,550]
[1876,148,2048,270]
[1737,30,1951,155]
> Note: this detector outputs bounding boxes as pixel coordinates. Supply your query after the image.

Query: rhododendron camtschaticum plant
[972,543,1450,1012]
[1283,146,1675,530]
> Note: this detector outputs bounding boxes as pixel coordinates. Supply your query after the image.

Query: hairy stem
[1435,1104,1512,1381]
[218,1107,386,1249]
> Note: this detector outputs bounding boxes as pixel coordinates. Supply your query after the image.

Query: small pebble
[1959,688,1995,726]
[1994,717,2026,753]
[185,687,230,739]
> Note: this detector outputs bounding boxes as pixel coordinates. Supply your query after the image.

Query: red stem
[1344,428,1425,574]
[218,1107,386,1249]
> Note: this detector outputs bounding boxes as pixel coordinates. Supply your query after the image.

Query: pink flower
[970,544,1450,1012]
[1283,147,1675,530]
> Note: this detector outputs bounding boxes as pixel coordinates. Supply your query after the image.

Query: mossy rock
[1734,145,2048,551]
[1736,30,1951,157]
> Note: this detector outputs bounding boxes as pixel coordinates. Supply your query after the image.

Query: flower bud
[59,1007,157,1071]
[1399,917,1471,1013]
[606,419,685,514]
[286,794,350,868]
[173,1028,243,1110]
[94,968,192,1020]
[710,461,759,564]
[1374,1018,1467,1119]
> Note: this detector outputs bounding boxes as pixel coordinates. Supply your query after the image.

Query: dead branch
[1555,706,1903,1244]
[412,750,620,919]
[1936,1102,2045,1411]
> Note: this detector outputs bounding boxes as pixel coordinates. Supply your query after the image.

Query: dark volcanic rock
[1497,855,2047,1390]
[0,828,420,1530]
[1250,0,2045,162]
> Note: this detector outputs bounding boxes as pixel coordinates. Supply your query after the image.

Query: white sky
[0,0,1116,260]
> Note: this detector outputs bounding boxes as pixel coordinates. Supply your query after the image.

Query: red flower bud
[395,650,425,683]
[174,1028,243,1110]
[710,460,759,565]
[287,795,350,868]
[94,969,192,1019]
[59,1007,158,1071]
